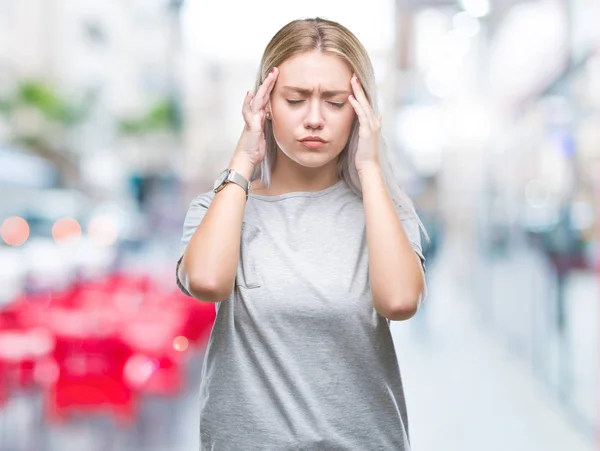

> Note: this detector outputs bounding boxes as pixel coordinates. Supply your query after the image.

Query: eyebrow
[281,86,351,98]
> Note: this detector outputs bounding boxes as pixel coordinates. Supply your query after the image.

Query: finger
[252,68,279,113]
[242,90,254,125]
[263,67,279,99]
[253,68,278,112]
[348,94,369,126]
[350,75,376,124]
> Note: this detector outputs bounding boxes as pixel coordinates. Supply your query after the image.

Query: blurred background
[0,0,598,450]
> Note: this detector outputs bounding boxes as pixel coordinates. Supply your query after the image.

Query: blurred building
[0,0,183,196]
[386,0,600,435]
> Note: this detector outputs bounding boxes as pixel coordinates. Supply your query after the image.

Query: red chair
[119,305,188,397]
[123,353,185,397]
[0,327,55,390]
[47,373,135,424]
[44,311,136,425]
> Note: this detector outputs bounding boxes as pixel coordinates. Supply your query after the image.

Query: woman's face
[268,50,356,169]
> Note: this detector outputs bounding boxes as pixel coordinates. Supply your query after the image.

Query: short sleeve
[401,215,426,267]
[176,192,214,296]
[395,201,426,267]
[397,207,428,305]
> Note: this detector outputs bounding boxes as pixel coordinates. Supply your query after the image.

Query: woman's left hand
[348,74,381,174]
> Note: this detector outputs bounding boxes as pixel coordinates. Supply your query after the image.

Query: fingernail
[270,67,276,74]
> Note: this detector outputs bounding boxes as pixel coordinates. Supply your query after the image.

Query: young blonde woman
[177,17,426,451]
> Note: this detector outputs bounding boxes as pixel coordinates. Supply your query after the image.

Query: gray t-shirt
[176,180,425,451]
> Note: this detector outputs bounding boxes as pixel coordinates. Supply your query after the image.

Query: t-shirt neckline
[248,180,345,202]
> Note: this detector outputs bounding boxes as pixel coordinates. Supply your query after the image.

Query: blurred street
[394,236,595,451]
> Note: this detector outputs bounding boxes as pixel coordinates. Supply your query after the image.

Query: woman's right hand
[232,67,279,171]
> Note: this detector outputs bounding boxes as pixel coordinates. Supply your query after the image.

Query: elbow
[180,254,233,302]
[381,301,419,321]
[376,291,423,321]
[187,274,233,303]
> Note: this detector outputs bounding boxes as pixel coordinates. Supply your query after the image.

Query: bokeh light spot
[1,216,30,246]
[52,218,82,243]
[173,336,189,352]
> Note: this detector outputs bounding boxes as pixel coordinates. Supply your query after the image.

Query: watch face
[213,170,229,191]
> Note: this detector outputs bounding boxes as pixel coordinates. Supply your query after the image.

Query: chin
[287,150,339,168]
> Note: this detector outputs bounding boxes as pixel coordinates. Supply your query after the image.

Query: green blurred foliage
[0,80,89,126]
[118,96,180,135]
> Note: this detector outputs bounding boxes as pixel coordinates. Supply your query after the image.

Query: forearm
[359,164,425,320]
[181,156,254,301]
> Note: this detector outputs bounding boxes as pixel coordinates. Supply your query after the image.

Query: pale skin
[180,50,425,320]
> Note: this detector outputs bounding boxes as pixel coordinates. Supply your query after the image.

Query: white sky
[182,0,396,62]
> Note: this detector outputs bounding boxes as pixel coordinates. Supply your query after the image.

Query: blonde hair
[254,17,425,230]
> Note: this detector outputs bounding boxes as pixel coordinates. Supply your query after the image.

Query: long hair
[254,17,425,231]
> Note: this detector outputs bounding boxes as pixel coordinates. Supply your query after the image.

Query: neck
[267,150,340,195]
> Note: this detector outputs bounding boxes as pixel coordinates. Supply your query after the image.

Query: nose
[303,100,325,130]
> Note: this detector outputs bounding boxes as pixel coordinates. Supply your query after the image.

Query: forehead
[276,51,352,89]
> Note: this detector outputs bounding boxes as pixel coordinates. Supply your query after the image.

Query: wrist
[357,162,382,179]
[229,155,256,180]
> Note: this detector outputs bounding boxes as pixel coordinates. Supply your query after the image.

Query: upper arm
[176,193,213,296]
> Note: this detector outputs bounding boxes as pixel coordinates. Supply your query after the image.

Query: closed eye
[286,99,345,108]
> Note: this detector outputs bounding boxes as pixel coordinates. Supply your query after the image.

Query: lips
[299,140,327,149]
[299,136,327,143]
[298,136,328,149]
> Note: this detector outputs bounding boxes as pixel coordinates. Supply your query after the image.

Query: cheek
[330,110,355,139]
[271,117,293,144]
[271,106,297,137]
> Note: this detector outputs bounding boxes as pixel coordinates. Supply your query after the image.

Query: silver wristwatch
[213,169,251,199]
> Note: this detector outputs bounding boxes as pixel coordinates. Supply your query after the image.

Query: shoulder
[188,191,215,209]
[181,191,214,226]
